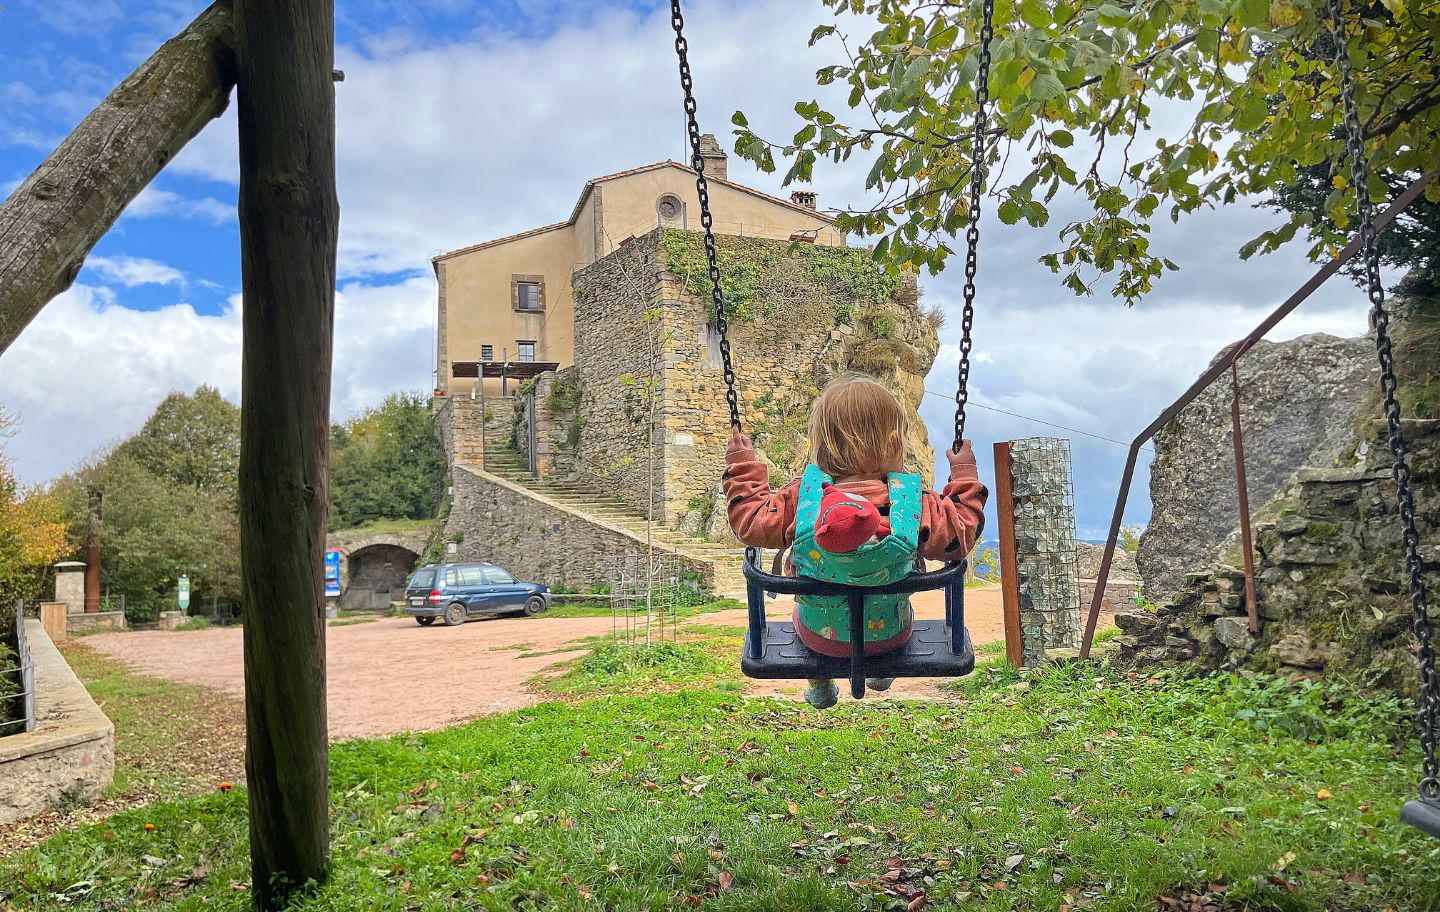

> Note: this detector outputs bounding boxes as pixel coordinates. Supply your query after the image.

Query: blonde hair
[808,374,907,479]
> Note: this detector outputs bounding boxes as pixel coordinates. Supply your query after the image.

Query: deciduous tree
[734,0,1438,303]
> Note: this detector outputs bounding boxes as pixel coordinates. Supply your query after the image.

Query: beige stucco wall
[437,225,579,397]
[435,162,841,398]
[593,168,842,257]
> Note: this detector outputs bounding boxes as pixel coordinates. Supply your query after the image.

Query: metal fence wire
[1,600,36,736]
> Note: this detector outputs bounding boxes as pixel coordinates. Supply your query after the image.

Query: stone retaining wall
[1114,419,1439,696]
[65,611,125,634]
[571,229,938,528]
[0,620,114,824]
[1079,578,1139,614]
[442,464,720,592]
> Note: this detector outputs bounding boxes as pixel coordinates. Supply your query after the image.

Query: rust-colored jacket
[722,450,988,562]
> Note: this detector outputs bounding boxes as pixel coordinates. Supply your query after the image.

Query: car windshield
[408,568,436,589]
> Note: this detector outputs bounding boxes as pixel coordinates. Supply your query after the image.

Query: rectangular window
[517,341,536,362]
[459,566,486,586]
[516,283,541,311]
[480,344,494,361]
[484,568,516,585]
[511,274,546,312]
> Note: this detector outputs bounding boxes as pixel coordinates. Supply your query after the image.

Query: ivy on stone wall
[660,229,901,323]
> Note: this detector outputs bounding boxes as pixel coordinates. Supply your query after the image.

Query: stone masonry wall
[0,620,114,824]
[518,367,581,479]
[572,228,938,528]
[1115,419,1439,698]
[1139,334,1377,600]
[434,395,485,467]
[442,464,719,592]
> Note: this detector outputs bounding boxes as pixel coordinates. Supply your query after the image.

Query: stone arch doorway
[325,528,431,612]
[341,543,419,612]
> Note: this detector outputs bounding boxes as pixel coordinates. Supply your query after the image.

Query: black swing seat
[739,550,975,699]
[1402,798,1440,838]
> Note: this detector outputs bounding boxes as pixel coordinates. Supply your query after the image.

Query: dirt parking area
[80,587,1078,740]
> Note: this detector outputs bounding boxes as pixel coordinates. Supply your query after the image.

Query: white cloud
[0,0,1396,538]
[85,255,185,288]
[0,276,435,484]
[124,186,236,225]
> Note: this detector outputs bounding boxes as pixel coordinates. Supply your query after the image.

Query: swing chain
[954,0,995,453]
[670,0,741,430]
[1328,0,1437,801]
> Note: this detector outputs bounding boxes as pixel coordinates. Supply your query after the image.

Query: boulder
[1139,334,1376,600]
[1268,633,1338,670]
[1213,615,1257,651]
[1074,541,1139,580]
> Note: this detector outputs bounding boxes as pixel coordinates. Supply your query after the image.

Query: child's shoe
[866,677,894,692]
[803,679,839,709]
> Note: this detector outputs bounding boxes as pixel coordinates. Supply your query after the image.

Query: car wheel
[443,603,467,627]
[416,617,435,627]
[523,596,547,617]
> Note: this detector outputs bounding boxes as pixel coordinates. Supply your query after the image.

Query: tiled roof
[432,221,570,263]
[433,161,833,263]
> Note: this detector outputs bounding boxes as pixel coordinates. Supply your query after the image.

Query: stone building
[432,137,842,398]
[432,227,940,594]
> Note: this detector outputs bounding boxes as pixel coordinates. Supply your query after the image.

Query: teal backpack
[791,463,923,650]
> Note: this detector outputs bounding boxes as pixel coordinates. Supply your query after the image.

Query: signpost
[177,573,191,613]
[324,550,341,598]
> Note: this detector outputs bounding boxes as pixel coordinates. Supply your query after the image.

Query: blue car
[405,562,551,627]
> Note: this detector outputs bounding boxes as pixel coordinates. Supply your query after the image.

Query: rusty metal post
[1229,360,1261,633]
[84,488,101,613]
[993,441,1024,666]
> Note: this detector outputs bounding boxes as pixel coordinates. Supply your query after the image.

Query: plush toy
[813,482,891,552]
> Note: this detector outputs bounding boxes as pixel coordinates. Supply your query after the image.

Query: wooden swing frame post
[1079,165,1440,658]
[993,441,1024,666]
[235,0,338,906]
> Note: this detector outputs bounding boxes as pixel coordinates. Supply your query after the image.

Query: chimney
[696,133,728,181]
[790,190,818,210]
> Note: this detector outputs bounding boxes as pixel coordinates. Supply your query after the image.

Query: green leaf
[1029,73,1066,101]
[1049,129,1074,148]
[1020,0,1053,29]
[731,111,749,128]
[1097,3,1130,26]
[809,24,836,46]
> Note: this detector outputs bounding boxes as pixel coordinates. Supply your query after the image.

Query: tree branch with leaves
[733,0,1439,304]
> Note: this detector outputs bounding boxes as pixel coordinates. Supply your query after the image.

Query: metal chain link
[1328,0,1437,801]
[669,0,740,430]
[954,0,995,452]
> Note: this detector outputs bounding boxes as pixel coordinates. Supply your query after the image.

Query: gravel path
[81,588,1026,740]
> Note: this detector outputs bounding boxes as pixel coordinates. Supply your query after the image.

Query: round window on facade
[657,194,683,223]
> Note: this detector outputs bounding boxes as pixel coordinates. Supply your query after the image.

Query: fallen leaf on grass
[718,872,734,890]
[1316,789,1333,800]
[1005,854,1025,871]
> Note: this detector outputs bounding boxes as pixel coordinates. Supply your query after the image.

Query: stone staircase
[482,449,748,595]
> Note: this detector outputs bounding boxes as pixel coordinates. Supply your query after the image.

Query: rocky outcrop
[1115,419,1439,697]
[1139,334,1377,600]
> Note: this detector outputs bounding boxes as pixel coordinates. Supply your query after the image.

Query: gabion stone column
[1009,437,1080,665]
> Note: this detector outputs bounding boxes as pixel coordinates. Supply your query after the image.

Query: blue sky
[0,0,1377,538]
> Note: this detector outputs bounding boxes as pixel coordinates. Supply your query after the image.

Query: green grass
[55,645,244,801]
[537,630,741,697]
[4,661,1435,911]
[331,517,436,535]
[173,616,212,631]
[544,598,743,620]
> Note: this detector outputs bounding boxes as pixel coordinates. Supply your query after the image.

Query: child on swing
[723,374,988,708]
